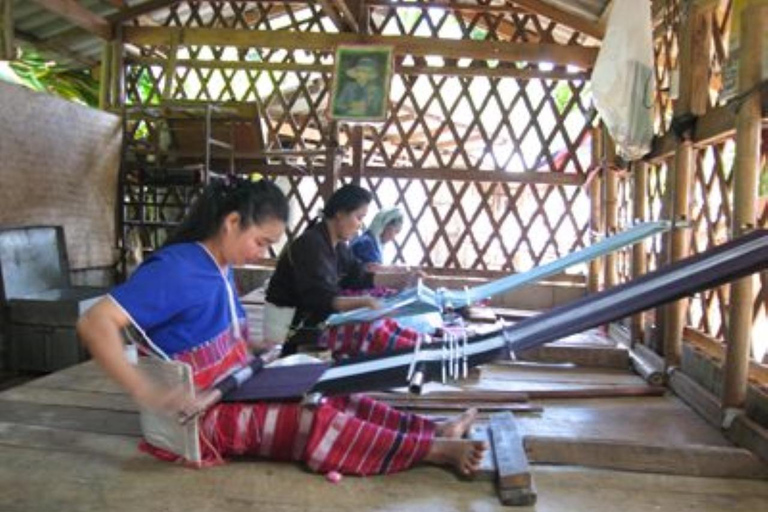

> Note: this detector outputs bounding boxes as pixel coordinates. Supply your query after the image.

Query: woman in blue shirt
[350,207,403,270]
[77,179,486,474]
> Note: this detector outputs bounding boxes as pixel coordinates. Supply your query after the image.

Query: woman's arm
[77,298,194,414]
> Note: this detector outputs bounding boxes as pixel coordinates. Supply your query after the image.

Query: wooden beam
[509,0,605,40]
[123,26,599,68]
[525,435,768,479]
[646,104,768,162]
[30,0,112,40]
[668,368,722,426]
[0,0,12,60]
[349,166,585,186]
[129,55,590,80]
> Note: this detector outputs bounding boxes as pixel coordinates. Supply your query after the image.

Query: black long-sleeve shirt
[266,221,374,330]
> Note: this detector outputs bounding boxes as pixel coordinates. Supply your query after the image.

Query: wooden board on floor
[525,435,768,479]
[489,412,537,506]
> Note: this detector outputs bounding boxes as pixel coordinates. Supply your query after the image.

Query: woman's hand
[333,295,381,312]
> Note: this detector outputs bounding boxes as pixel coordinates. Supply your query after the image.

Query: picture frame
[329,45,394,122]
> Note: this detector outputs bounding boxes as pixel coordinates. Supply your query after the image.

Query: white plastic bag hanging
[590,0,655,161]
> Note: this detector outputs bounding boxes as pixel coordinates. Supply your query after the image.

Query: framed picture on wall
[330,45,394,122]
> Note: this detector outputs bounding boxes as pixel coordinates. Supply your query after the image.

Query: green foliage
[3,48,99,107]
[760,163,768,197]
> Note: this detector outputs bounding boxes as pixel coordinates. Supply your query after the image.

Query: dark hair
[164,178,289,246]
[322,184,372,219]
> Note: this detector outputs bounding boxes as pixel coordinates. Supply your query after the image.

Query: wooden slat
[489,412,537,506]
[525,435,768,479]
[668,368,722,427]
[0,400,141,437]
[0,421,139,458]
[30,0,112,40]
[519,344,630,369]
[123,27,599,68]
[367,390,530,403]
[727,413,768,464]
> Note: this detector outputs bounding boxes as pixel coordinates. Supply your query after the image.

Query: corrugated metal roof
[10,0,612,69]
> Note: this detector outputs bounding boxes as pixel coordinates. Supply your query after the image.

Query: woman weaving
[265,185,424,357]
[77,179,486,474]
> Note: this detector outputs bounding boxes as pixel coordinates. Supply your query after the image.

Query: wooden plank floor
[2,359,768,511]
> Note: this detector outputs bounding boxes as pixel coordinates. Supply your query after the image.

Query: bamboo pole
[604,134,618,289]
[162,31,179,101]
[722,2,764,410]
[663,140,693,368]
[110,26,125,108]
[322,121,340,201]
[631,160,649,346]
[350,125,363,186]
[98,43,112,110]
[588,126,603,294]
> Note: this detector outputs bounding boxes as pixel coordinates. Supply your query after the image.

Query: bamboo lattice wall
[120,0,599,275]
[644,0,766,353]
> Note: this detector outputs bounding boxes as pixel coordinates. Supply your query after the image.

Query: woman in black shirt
[266,185,416,354]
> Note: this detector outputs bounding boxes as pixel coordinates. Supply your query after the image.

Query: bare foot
[435,408,478,439]
[425,438,488,476]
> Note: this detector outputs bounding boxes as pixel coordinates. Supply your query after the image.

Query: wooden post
[0,0,13,61]
[663,140,693,368]
[604,134,618,289]
[98,43,113,110]
[631,160,649,346]
[322,120,340,201]
[350,124,364,186]
[588,126,603,294]
[162,31,179,101]
[110,25,125,108]
[722,2,764,410]
[660,0,714,368]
